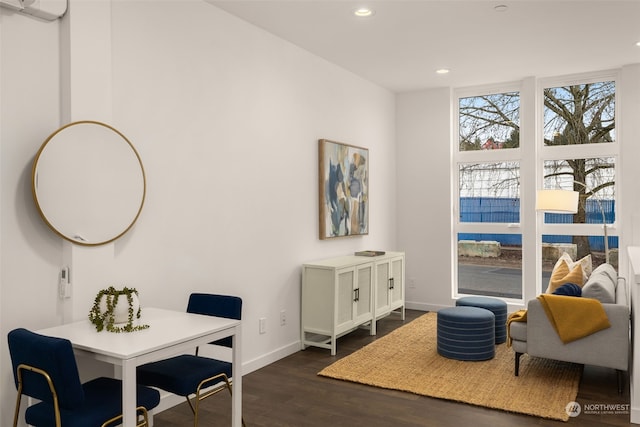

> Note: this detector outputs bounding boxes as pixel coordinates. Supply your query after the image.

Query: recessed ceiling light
[353,7,375,18]
[436,68,450,75]
[636,41,640,47]
[494,4,508,12]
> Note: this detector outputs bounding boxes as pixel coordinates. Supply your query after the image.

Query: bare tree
[543,82,615,259]
[459,92,520,151]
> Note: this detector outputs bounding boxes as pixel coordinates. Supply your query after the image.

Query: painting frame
[318,139,369,240]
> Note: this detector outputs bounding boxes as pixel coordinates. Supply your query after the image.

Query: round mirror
[32,121,146,246]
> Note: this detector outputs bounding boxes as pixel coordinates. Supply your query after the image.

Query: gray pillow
[582,270,616,303]
[590,263,617,284]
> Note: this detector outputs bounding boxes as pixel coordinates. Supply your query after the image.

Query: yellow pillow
[546,260,584,294]
[556,252,592,279]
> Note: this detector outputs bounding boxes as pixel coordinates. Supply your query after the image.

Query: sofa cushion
[562,252,593,279]
[582,265,617,304]
[552,283,582,297]
[590,263,617,285]
[546,260,584,294]
[545,252,591,293]
[575,253,593,279]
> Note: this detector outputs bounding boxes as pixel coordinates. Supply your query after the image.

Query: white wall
[396,88,453,311]
[620,64,640,423]
[1,7,67,424]
[0,1,396,424]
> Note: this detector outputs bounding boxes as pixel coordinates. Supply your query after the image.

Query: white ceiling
[208,0,640,93]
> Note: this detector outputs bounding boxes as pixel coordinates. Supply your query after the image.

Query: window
[454,88,522,300]
[453,73,619,301]
[543,82,615,147]
[540,79,618,271]
[459,162,520,223]
[458,92,520,151]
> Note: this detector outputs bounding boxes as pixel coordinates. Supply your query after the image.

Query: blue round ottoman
[437,306,495,361]
[456,296,508,344]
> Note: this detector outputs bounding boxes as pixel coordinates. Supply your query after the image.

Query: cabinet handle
[354,288,360,302]
[389,278,394,290]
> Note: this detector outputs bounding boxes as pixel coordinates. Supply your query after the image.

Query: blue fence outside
[459,197,617,251]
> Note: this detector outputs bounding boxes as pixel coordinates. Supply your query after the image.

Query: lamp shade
[536,189,579,214]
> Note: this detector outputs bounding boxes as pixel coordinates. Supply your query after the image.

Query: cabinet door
[336,268,355,331]
[376,261,391,313]
[390,257,404,307]
[354,263,373,323]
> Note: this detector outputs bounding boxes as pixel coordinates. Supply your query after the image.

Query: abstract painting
[318,139,369,239]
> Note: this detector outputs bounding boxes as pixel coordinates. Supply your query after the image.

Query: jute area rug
[318,312,581,422]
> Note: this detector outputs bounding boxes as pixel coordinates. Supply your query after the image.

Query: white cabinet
[301,252,405,355]
[374,254,405,321]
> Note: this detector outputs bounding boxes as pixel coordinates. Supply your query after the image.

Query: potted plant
[89,286,149,333]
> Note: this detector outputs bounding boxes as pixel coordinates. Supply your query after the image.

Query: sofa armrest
[617,276,629,308]
[526,298,629,370]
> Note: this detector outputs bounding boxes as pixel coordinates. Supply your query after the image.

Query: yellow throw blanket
[537,294,610,344]
[506,309,527,347]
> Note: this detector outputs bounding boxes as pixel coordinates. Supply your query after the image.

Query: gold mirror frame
[32,121,146,246]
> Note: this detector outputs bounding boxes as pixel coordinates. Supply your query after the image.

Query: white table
[36,307,242,427]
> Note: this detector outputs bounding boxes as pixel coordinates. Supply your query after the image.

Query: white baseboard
[242,340,300,375]
[405,301,446,312]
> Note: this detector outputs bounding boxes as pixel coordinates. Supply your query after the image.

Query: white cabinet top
[628,246,640,283]
[303,251,404,269]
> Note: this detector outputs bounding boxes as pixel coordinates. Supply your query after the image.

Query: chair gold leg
[186,396,196,415]
[15,364,63,427]
[12,386,23,427]
[186,373,247,427]
[101,406,150,427]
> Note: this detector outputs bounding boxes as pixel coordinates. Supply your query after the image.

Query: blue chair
[137,293,244,427]
[8,328,160,427]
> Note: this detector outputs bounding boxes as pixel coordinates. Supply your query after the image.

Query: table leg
[122,359,136,426]
[232,325,242,427]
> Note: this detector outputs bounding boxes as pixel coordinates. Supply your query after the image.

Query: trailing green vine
[88,286,150,333]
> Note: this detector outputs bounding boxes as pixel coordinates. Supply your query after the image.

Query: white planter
[99,292,140,324]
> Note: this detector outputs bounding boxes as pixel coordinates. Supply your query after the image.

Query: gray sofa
[509,263,630,392]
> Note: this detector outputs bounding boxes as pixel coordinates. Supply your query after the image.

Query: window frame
[453,82,524,302]
[536,71,620,290]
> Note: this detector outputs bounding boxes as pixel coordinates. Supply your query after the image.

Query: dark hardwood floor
[152,310,631,427]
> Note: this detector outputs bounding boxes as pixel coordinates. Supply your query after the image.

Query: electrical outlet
[280,310,286,326]
[259,317,267,334]
[409,277,416,289]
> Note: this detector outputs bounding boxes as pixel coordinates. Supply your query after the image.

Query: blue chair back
[187,294,242,348]
[187,293,242,319]
[8,328,85,409]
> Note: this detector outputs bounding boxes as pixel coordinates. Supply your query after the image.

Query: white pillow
[590,263,617,285]
[582,269,616,304]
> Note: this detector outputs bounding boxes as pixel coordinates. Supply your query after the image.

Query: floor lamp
[536,189,610,264]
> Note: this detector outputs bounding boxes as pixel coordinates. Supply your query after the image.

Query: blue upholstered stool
[456,296,508,344]
[437,306,495,361]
